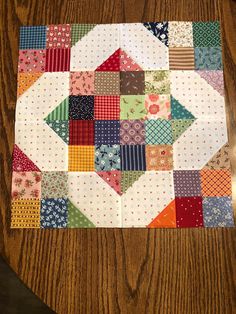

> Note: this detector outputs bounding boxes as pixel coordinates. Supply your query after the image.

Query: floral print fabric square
[12,22,234,228]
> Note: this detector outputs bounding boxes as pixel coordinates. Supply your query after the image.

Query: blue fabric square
[194,47,222,70]
[121,145,146,171]
[40,198,68,228]
[145,120,173,144]
[202,197,234,227]
[95,145,120,171]
[95,120,120,145]
[19,26,47,49]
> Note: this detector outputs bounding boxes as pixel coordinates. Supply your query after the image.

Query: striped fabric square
[68,145,95,171]
[169,47,195,70]
[45,48,71,72]
[19,26,47,49]
[69,120,94,145]
[94,96,120,120]
[121,145,146,171]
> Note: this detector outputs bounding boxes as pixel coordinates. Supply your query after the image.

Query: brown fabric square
[95,72,120,95]
[169,47,195,70]
[120,71,145,95]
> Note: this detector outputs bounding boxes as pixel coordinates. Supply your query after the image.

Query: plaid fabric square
[145,120,173,144]
[94,72,120,95]
[70,71,95,95]
[19,26,47,49]
[173,170,202,197]
[46,24,71,48]
[40,198,68,228]
[194,47,222,70]
[175,197,204,228]
[146,145,173,170]
[169,47,195,70]
[71,24,96,46]
[202,197,234,227]
[120,120,145,145]
[94,96,120,120]
[120,71,145,95]
[95,145,120,171]
[69,120,94,145]
[69,96,94,120]
[68,145,95,171]
[45,48,71,72]
[121,145,146,171]
[200,169,231,196]
[193,21,221,47]
[95,120,120,145]
[11,199,40,228]
[18,50,46,73]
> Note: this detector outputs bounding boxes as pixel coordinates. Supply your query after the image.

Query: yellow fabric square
[11,199,40,228]
[69,145,95,171]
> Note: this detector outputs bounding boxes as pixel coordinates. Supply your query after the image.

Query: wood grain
[0,0,236,313]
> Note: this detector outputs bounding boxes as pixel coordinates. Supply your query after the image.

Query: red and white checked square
[94,96,120,120]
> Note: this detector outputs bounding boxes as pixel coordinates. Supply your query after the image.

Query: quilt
[11,21,235,228]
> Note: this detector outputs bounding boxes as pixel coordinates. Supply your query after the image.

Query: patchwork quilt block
[11,22,234,228]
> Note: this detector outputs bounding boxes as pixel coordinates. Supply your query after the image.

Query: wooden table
[0,1,235,313]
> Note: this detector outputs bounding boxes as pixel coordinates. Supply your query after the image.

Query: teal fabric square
[192,21,221,47]
[145,120,173,144]
[95,145,120,171]
[195,47,222,70]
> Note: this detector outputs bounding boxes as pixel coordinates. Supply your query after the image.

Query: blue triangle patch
[171,96,196,120]
[143,22,169,46]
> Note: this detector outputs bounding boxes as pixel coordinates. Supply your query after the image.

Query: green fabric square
[145,120,173,144]
[145,71,170,94]
[71,24,96,46]
[120,95,146,120]
[193,22,221,47]
[194,47,222,70]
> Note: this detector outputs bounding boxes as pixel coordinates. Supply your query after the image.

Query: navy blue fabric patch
[95,120,120,145]
[19,26,47,49]
[69,95,94,120]
[143,22,169,46]
[40,198,68,228]
[121,145,146,171]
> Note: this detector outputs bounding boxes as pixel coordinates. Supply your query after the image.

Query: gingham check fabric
[19,26,47,49]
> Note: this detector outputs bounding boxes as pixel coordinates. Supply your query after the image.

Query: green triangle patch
[171,96,195,120]
[45,120,69,144]
[44,97,69,121]
[171,119,195,142]
[71,24,97,46]
[121,171,145,194]
[67,200,96,228]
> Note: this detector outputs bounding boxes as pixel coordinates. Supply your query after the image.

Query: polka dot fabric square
[12,22,233,228]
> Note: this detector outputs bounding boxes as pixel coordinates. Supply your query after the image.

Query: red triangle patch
[12,144,41,172]
[120,49,143,71]
[96,49,120,71]
[148,199,177,228]
[97,171,121,195]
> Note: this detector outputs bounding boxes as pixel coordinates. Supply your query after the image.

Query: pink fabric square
[70,71,95,95]
[11,171,42,199]
[145,94,171,119]
[46,24,71,48]
[18,50,46,73]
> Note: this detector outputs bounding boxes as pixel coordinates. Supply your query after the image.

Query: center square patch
[12,22,234,229]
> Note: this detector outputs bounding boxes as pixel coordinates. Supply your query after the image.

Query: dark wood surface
[0,1,236,313]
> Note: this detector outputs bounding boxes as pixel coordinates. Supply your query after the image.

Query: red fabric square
[94,96,120,120]
[175,197,204,228]
[45,48,70,72]
[69,120,94,145]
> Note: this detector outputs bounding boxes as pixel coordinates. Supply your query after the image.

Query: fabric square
[175,197,204,228]
[94,96,120,120]
[120,95,146,120]
[146,145,173,170]
[169,47,195,70]
[95,120,120,145]
[40,198,68,228]
[46,24,71,48]
[194,47,222,70]
[17,73,43,97]
[41,171,68,198]
[145,94,171,119]
[120,120,145,145]
[168,22,193,47]
[11,199,40,228]
[19,26,46,49]
[202,197,234,227]
[120,71,145,94]
[11,171,41,199]
[18,50,46,73]
[173,170,202,197]
[193,21,221,47]
[95,145,120,171]
[69,95,94,120]
[71,24,96,46]
[70,71,95,95]
[45,48,71,72]
[95,72,120,95]
[145,120,173,144]
[121,145,146,171]
[145,70,170,94]
[46,120,69,144]
[143,22,169,47]
[68,145,95,171]
[69,120,95,145]
[200,169,231,197]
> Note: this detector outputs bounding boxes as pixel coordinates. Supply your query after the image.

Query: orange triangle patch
[17,72,43,98]
[148,199,176,228]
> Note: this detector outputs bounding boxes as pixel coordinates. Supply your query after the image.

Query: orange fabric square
[200,169,231,196]
[146,145,173,170]
[69,145,95,171]
[11,199,40,228]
